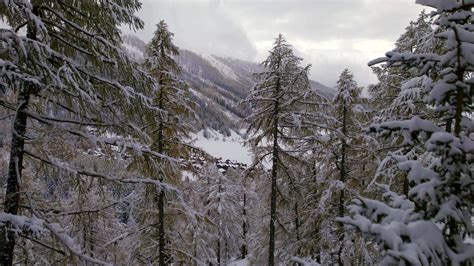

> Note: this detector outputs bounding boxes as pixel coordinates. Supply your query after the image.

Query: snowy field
[191,129,252,165]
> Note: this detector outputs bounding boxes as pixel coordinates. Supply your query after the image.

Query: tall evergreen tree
[244,34,313,265]
[331,69,366,265]
[0,1,172,264]
[371,17,432,122]
[299,69,373,264]
[340,0,474,264]
[129,20,195,265]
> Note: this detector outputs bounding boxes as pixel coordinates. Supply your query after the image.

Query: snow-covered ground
[191,129,252,165]
[227,258,249,266]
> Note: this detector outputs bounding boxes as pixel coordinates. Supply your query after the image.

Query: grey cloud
[132,0,258,60]
[222,1,424,41]
[132,0,429,87]
[219,0,427,86]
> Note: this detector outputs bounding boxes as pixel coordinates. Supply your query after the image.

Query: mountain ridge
[122,34,335,136]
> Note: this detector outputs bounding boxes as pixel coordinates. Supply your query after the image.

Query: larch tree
[243,34,314,265]
[0,0,177,264]
[174,162,216,265]
[174,161,245,265]
[128,20,195,265]
[331,69,367,265]
[275,84,335,264]
[340,0,473,264]
[302,69,372,265]
[205,167,243,265]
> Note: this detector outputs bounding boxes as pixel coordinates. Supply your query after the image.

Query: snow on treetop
[416,0,464,11]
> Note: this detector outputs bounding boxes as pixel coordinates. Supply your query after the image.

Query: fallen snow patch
[227,258,249,266]
[191,129,252,164]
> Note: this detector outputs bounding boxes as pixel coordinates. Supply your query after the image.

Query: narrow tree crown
[146,20,181,75]
[245,34,312,145]
[334,69,361,106]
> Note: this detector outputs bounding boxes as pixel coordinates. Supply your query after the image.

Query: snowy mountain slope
[175,49,254,136]
[122,34,335,137]
[310,80,335,100]
[202,54,240,82]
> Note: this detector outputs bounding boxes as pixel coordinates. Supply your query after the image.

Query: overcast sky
[128,0,430,87]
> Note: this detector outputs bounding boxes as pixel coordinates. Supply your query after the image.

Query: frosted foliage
[334,69,360,105]
[173,163,247,265]
[292,67,372,265]
[369,10,440,127]
[243,34,333,264]
[0,0,194,264]
[244,34,314,142]
[0,213,46,238]
[244,34,328,167]
[342,1,474,265]
[349,117,474,264]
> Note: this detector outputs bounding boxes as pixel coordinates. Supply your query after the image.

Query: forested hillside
[123,35,335,136]
[0,0,472,265]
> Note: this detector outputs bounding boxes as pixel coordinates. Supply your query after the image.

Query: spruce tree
[367,11,445,197]
[340,1,474,264]
[369,10,440,124]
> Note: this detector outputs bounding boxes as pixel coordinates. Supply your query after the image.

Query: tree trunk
[193,228,198,266]
[217,175,223,266]
[241,191,248,259]
[294,202,300,242]
[445,118,452,133]
[0,4,38,263]
[158,183,165,265]
[268,79,280,266]
[453,83,464,137]
[312,160,321,264]
[217,237,221,266]
[453,21,466,138]
[0,88,31,265]
[294,201,301,261]
[337,104,347,266]
[157,87,166,266]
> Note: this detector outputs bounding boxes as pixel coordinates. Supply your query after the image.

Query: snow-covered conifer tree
[206,167,243,265]
[331,69,368,264]
[0,1,177,264]
[369,10,440,123]
[244,34,317,265]
[127,19,195,265]
[300,69,372,264]
[174,162,246,265]
[340,1,474,264]
[367,11,444,197]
